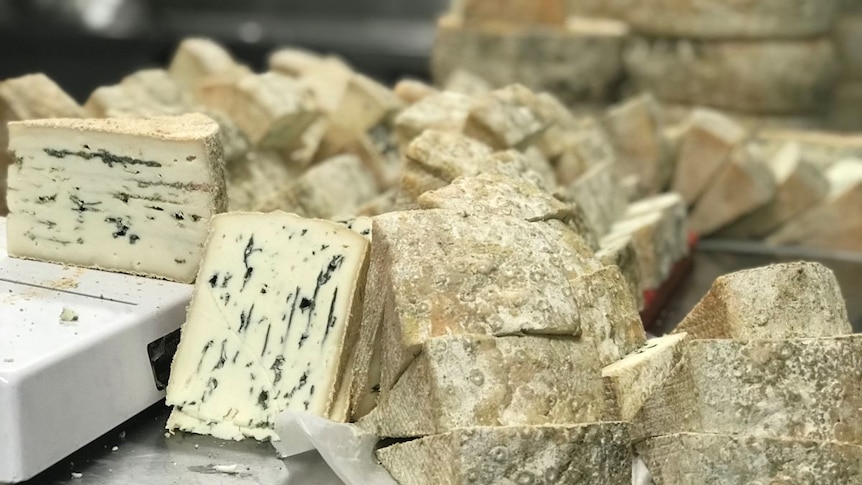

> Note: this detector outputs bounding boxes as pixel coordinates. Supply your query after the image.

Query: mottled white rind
[632,336,862,444]
[226,151,301,212]
[671,262,852,340]
[377,423,632,485]
[432,16,626,105]
[369,209,643,399]
[624,37,839,115]
[257,154,379,218]
[373,334,610,438]
[417,172,599,249]
[6,114,226,283]
[638,433,862,485]
[556,162,627,238]
[621,0,840,38]
[393,92,475,146]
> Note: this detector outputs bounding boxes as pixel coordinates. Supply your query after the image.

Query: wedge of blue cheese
[165,211,370,441]
[5,113,226,283]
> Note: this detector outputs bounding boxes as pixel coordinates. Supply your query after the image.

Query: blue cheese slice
[0,73,85,216]
[5,113,226,283]
[165,211,370,440]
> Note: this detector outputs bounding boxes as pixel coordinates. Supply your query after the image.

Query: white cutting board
[0,217,193,483]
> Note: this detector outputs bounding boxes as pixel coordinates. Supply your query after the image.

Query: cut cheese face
[165,211,369,441]
[5,114,226,283]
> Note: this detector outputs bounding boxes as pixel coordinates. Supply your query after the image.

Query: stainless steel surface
[19,245,862,485]
[22,404,290,484]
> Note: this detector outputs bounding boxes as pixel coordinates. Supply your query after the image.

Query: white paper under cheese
[165,211,369,440]
[5,114,226,283]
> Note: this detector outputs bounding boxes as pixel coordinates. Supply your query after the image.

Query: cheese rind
[226,151,301,212]
[765,160,862,252]
[717,142,830,239]
[671,262,852,340]
[624,37,839,115]
[6,114,226,283]
[688,146,776,236]
[257,154,379,218]
[393,92,475,146]
[603,193,689,291]
[85,69,192,118]
[556,162,627,238]
[622,0,840,38]
[165,212,369,439]
[432,16,626,105]
[197,72,318,149]
[638,433,862,485]
[377,423,632,485]
[604,94,671,197]
[370,210,641,396]
[416,172,598,248]
[454,0,567,27]
[632,336,862,443]
[372,334,610,438]
[462,84,549,151]
[671,109,747,206]
[602,333,688,421]
[596,234,643,310]
[168,37,250,91]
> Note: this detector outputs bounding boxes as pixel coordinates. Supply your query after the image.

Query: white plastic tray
[0,217,193,483]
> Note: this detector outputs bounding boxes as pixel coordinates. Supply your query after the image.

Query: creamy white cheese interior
[166,211,369,440]
[5,114,226,283]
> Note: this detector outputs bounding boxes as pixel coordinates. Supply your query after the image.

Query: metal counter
[20,244,862,485]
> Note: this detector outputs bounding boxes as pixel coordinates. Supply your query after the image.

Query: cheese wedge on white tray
[5,114,227,283]
[165,211,369,440]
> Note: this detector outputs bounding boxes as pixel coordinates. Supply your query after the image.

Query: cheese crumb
[71,472,83,479]
[59,307,79,323]
[213,464,239,474]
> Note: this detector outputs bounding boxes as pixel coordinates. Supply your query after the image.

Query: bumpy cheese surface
[5,113,226,283]
[166,211,369,440]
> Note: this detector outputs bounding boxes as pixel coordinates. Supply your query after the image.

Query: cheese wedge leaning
[166,211,369,440]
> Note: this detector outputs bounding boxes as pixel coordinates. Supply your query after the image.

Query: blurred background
[0,0,448,101]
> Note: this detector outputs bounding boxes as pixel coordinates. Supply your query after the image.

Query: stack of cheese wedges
[358,208,645,484]
[599,92,862,252]
[608,261,862,483]
[830,0,862,130]
[620,0,840,122]
[0,39,694,307]
[432,0,628,106]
